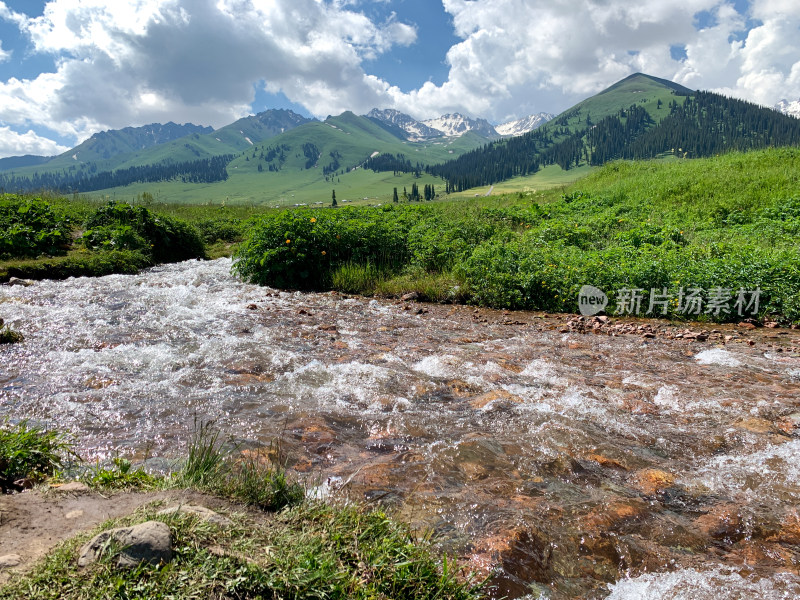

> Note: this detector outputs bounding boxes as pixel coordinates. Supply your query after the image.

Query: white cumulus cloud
[390,0,800,120]
[0,0,799,153]
[0,0,417,146]
[0,126,69,158]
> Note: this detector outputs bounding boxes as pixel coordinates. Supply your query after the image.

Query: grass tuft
[177,419,227,488]
[0,419,76,492]
[175,420,304,512]
[331,261,388,295]
[82,457,160,490]
[227,445,305,512]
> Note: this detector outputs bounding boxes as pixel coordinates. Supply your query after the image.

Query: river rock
[0,554,22,569]
[776,413,800,435]
[630,468,676,495]
[769,510,800,545]
[469,389,523,410]
[694,503,747,542]
[582,499,648,534]
[5,277,34,287]
[584,452,628,471]
[78,521,172,568]
[157,504,232,527]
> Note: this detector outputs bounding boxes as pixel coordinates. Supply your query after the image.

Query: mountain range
[1,73,799,205]
[0,108,551,174]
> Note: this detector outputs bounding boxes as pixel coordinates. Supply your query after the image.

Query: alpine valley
[1,73,799,205]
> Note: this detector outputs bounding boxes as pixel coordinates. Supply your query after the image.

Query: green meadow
[88,165,448,207]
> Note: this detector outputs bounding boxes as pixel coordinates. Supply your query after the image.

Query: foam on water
[694,348,743,367]
[280,359,397,409]
[519,359,562,385]
[685,440,800,502]
[607,568,800,600]
[411,354,506,389]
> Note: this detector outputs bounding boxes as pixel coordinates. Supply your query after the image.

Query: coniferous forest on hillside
[0,155,233,194]
[428,91,800,191]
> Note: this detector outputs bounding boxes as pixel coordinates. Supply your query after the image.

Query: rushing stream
[2,258,799,599]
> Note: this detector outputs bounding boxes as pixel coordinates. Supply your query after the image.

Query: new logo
[578,285,608,316]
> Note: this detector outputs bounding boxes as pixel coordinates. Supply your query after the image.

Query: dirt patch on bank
[0,486,241,584]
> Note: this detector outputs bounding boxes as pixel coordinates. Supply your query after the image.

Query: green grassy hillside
[561,72,690,130]
[431,73,800,192]
[2,110,487,205]
[6,110,311,178]
[93,166,446,207]
[86,113,485,205]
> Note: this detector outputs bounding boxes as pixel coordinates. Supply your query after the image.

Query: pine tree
[331,189,337,207]
[393,187,399,203]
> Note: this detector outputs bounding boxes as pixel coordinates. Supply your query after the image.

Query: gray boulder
[78,520,172,568]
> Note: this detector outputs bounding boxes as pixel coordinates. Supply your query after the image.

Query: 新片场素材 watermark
[577,285,760,317]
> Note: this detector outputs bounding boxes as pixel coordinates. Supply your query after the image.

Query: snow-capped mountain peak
[421,113,499,138]
[495,113,555,136]
[774,99,800,119]
[366,109,443,141]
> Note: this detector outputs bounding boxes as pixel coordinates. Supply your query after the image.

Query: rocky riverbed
[2,258,799,598]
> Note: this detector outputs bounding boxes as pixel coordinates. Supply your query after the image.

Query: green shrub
[85,202,206,263]
[407,217,498,272]
[193,218,246,244]
[80,224,149,253]
[234,206,422,289]
[0,196,72,259]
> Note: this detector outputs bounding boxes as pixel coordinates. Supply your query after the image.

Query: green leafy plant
[79,224,149,253]
[0,419,76,491]
[0,196,72,259]
[85,202,206,263]
[84,457,159,490]
[0,318,24,344]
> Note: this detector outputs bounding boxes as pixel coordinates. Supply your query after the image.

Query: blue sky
[0,0,798,157]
